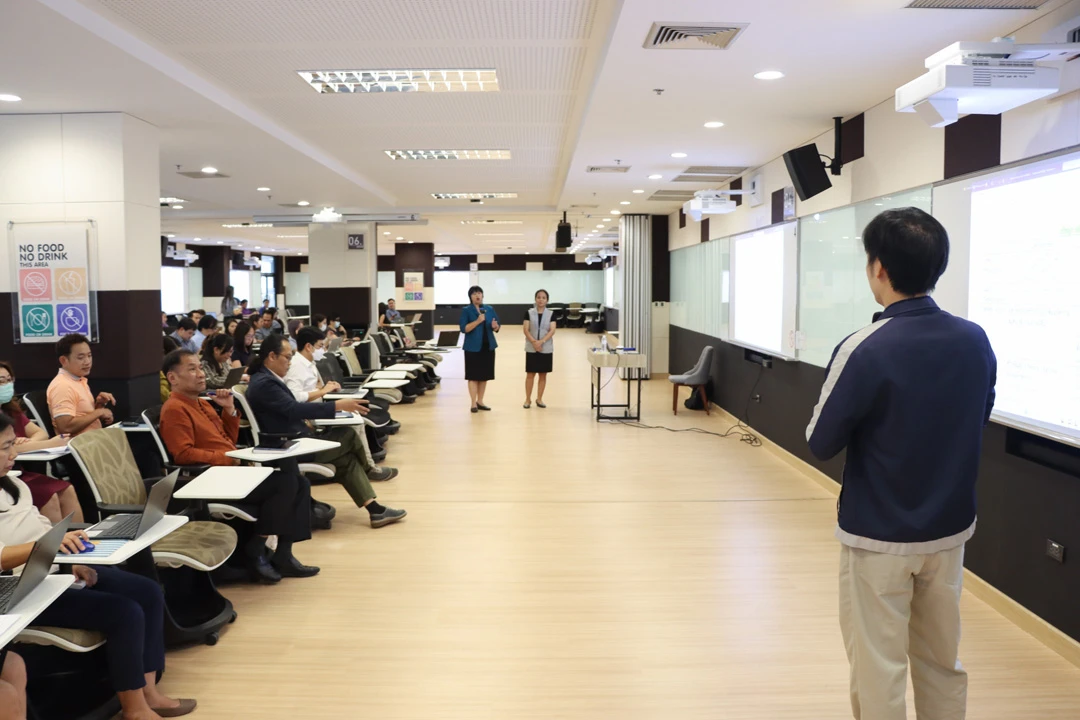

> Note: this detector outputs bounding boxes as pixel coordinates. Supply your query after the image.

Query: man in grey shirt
[254,310,277,342]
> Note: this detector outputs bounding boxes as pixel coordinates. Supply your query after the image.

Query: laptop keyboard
[92,514,142,540]
[0,576,19,608]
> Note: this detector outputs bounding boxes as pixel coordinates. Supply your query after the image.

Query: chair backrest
[687,346,714,376]
[339,345,364,377]
[372,333,395,355]
[22,391,55,438]
[317,356,346,385]
[141,405,172,465]
[402,325,418,344]
[68,428,147,505]
[230,385,262,444]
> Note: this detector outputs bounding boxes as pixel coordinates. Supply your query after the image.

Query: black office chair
[22,390,55,437]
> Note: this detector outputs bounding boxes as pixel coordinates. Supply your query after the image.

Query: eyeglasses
[0,377,12,385]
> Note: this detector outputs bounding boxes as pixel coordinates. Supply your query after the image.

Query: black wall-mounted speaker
[783,143,832,201]
[555,221,572,252]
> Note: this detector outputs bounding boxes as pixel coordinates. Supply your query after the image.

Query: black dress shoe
[371,450,387,463]
[310,509,332,530]
[272,555,320,578]
[249,555,282,584]
[312,499,336,520]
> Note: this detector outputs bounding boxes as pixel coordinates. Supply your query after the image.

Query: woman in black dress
[459,286,500,413]
[523,289,556,408]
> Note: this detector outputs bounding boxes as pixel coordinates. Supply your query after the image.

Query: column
[0,113,162,417]
[200,245,232,315]
[307,221,377,332]
[393,242,434,341]
[618,215,653,378]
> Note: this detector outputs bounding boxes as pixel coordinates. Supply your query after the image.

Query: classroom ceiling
[1,0,1074,255]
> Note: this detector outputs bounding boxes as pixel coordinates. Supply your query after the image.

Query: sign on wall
[9,221,98,344]
[347,233,365,250]
[403,271,424,301]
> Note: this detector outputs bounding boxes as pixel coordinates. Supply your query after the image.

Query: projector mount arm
[818,116,845,177]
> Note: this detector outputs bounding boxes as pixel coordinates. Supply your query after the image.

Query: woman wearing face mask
[0,362,83,523]
[312,313,329,333]
[522,289,556,409]
[459,286,500,413]
[200,334,236,389]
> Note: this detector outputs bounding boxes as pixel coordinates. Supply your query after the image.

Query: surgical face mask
[0,383,13,404]
[319,323,327,332]
[313,349,326,362]
[333,321,341,329]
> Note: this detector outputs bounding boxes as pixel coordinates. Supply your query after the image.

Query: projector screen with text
[933,149,1080,447]
[729,222,798,359]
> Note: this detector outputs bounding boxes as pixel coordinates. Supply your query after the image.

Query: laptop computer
[436,330,460,347]
[0,514,73,613]
[410,314,422,323]
[87,471,178,541]
[327,336,343,352]
[222,366,246,387]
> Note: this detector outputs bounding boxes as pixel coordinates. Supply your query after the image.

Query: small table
[225,437,340,463]
[324,389,369,400]
[15,446,70,463]
[368,371,410,380]
[361,379,410,390]
[109,422,152,433]
[63,515,189,565]
[587,348,648,422]
[387,363,424,372]
[313,412,369,427]
[0,575,75,647]
[174,466,273,501]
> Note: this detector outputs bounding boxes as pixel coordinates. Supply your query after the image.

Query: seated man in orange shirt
[46,333,116,436]
[160,349,318,583]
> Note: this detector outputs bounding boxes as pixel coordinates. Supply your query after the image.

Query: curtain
[618,215,652,378]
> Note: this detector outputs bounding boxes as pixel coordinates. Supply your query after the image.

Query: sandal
[523,402,531,409]
[536,401,546,408]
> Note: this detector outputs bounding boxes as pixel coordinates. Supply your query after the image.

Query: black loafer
[471,407,479,413]
[477,404,492,411]
[249,555,282,584]
[272,556,321,578]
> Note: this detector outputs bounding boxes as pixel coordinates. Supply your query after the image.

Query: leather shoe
[312,499,336,520]
[272,554,320,578]
[248,555,282,584]
[371,449,387,463]
[153,699,198,717]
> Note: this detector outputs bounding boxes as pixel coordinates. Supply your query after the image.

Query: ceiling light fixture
[298,69,499,94]
[432,192,517,200]
[171,205,184,210]
[222,223,273,228]
[193,237,201,242]
[704,121,725,128]
[632,189,645,194]
[671,152,687,159]
[408,240,414,244]
[164,233,176,238]
[0,94,21,102]
[620,201,631,205]
[217,241,224,244]
[297,201,310,206]
[754,70,785,80]
[596,224,604,229]
[201,166,218,174]
[383,231,391,235]
[648,174,663,180]
[160,197,186,204]
[257,187,271,192]
[610,210,621,215]
[254,246,262,250]
[385,149,510,161]
[396,236,404,241]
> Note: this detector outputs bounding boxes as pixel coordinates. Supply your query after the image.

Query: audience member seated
[191,315,218,352]
[47,334,116,437]
[200,334,236,390]
[160,311,171,332]
[245,336,406,528]
[285,328,396,477]
[0,415,196,719]
[160,350,318,582]
[253,311,277,343]
[169,318,198,354]
[160,337,180,404]
[323,314,361,344]
[231,321,255,369]
[238,299,250,316]
[286,319,304,351]
[188,309,206,325]
[0,650,26,720]
[0,361,83,523]
[379,298,404,328]
[224,317,240,337]
[260,299,271,313]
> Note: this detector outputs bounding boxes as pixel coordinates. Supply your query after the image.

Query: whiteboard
[933,147,1080,448]
[730,222,797,359]
[670,239,729,340]
[376,271,395,305]
[285,271,310,307]
[160,267,186,314]
[797,186,932,367]
[435,271,472,305]
[475,270,603,304]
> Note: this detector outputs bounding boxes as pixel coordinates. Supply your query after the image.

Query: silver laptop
[327,336,343,352]
[88,471,178,541]
[0,514,73,612]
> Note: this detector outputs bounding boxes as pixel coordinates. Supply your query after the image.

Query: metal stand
[591,365,643,422]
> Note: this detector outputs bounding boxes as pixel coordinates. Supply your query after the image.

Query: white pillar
[307,221,377,329]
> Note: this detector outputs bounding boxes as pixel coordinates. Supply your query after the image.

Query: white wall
[285,269,310,307]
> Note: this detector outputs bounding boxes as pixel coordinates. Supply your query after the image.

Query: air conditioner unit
[896,38,1080,128]
[682,190,742,222]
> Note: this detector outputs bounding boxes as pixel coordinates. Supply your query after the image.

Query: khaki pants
[839,544,967,720]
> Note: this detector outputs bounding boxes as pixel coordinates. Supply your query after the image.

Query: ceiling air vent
[906,0,1050,8]
[570,204,599,209]
[672,166,747,183]
[648,190,696,202]
[586,166,630,173]
[644,22,748,50]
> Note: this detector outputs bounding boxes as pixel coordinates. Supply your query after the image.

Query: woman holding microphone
[459,286,500,413]
[523,289,556,408]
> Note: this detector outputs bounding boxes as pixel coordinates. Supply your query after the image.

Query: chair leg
[698,386,710,415]
[672,384,679,415]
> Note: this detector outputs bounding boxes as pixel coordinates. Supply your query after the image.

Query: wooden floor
[163,329,1080,719]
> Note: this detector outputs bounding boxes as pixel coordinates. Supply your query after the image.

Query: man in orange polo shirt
[160,349,318,583]
[46,333,115,437]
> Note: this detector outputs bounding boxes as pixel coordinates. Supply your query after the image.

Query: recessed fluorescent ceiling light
[298,69,499,94]
[160,197,186,204]
[704,121,725,128]
[671,152,687,159]
[754,70,785,80]
[432,192,517,200]
[461,220,523,225]
[297,201,310,206]
[217,241,224,244]
[193,238,202,242]
[257,187,271,192]
[385,149,510,160]
[620,201,631,205]
[0,93,21,102]
[610,210,621,215]
[648,174,663,180]
[201,166,218,174]
[396,236,404,241]
[632,189,645,194]
[171,205,184,209]
[383,231,391,235]
[222,223,273,228]
[596,224,604,228]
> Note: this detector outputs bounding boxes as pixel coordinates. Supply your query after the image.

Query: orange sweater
[160,392,240,467]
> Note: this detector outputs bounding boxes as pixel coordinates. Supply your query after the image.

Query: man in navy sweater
[807,208,996,720]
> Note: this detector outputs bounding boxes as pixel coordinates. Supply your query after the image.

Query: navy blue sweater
[806,297,997,546]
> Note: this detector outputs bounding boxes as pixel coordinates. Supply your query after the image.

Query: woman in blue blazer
[459,285,500,413]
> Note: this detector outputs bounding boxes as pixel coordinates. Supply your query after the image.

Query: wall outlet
[1046,539,1066,564]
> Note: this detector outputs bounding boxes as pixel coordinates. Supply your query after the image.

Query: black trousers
[33,567,165,693]
[238,467,312,542]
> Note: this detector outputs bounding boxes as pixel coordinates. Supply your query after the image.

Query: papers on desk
[15,445,69,460]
